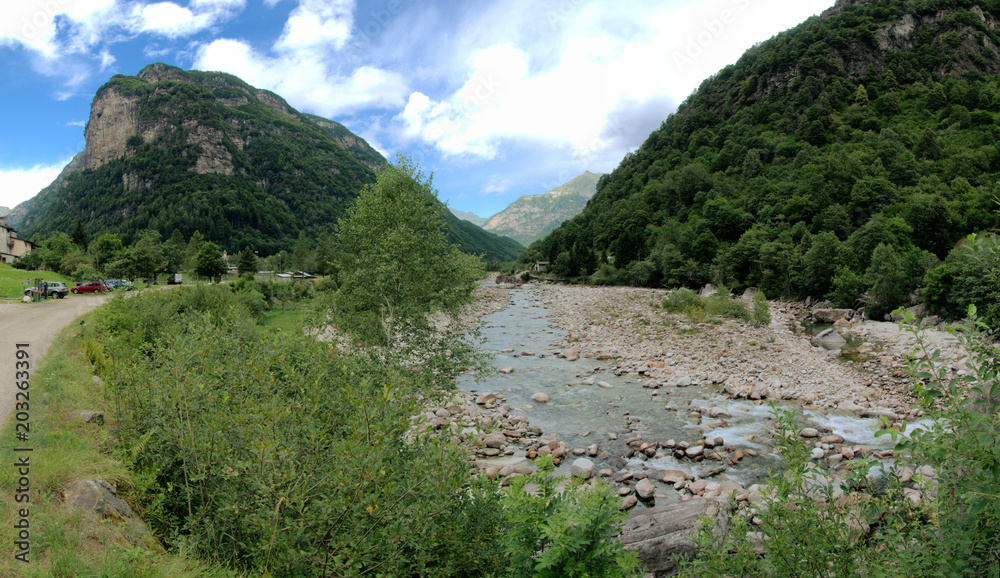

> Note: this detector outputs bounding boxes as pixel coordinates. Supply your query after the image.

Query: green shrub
[752,289,771,327]
[663,287,701,312]
[502,456,639,577]
[704,292,750,321]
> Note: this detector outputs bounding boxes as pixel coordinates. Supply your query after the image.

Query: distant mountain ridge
[12,63,523,260]
[448,208,488,227]
[452,171,603,246]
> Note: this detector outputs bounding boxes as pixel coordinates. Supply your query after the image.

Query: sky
[0,0,836,219]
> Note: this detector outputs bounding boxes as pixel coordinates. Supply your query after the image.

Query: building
[0,217,34,264]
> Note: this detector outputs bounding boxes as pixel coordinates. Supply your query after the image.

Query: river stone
[676,376,692,387]
[481,433,507,449]
[563,347,580,361]
[658,470,687,484]
[813,308,854,323]
[571,458,595,479]
[474,392,496,405]
[434,408,451,418]
[685,445,704,458]
[588,444,599,456]
[499,462,535,478]
[838,400,864,412]
[597,381,613,388]
[707,407,731,419]
[800,428,820,438]
[618,497,730,575]
[498,367,514,374]
[635,478,656,499]
[621,495,638,510]
[821,434,845,444]
[530,392,550,403]
[811,448,826,460]
[814,329,846,345]
[483,466,499,480]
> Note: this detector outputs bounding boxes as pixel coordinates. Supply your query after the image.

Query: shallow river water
[458,285,914,491]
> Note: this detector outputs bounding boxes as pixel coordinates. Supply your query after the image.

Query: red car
[71,280,110,294]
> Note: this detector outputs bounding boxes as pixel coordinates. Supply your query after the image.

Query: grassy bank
[0,314,231,576]
[0,265,74,299]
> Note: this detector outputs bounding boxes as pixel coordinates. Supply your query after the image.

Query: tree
[90,233,123,273]
[330,154,484,358]
[290,230,313,272]
[865,243,906,319]
[237,246,258,277]
[71,219,88,251]
[184,230,206,270]
[194,242,228,281]
[131,229,165,283]
[163,228,186,274]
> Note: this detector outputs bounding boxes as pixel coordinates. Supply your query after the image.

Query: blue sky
[0,0,834,218]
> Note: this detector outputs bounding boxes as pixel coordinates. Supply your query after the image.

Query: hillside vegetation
[16,63,522,261]
[524,0,1000,321]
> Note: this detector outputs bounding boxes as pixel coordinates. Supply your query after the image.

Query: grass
[0,264,74,299]
[0,315,235,576]
[260,302,310,333]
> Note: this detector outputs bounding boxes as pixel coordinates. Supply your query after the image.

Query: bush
[751,289,771,327]
[89,287,499,575]
[704,291,750,321]
[502,456,639,577]
[681,309,1000,576]
[663,287,701,312]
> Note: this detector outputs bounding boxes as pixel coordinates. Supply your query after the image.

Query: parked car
[71,280,110,294]
[103,279,135,291]
[23,281,68,299]
[167,273,183,285]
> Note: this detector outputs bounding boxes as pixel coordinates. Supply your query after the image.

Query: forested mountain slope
[482,171,603,246]
[525,0,1000,319]
[16,63,522,260]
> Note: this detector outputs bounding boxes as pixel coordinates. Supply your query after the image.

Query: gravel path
[0,294,110,428]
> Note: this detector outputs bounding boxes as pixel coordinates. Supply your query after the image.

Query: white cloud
[194,37,409,116]
[274,0,353,53]
[0,159,73,209]
[393,0,834,162]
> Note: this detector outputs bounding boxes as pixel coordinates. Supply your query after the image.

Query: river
[459,284,917,500]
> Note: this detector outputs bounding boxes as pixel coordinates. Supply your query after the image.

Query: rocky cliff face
[480,171,603,246]
[12,63,388,252]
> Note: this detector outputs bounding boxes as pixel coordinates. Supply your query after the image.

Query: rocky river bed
[418,280,963,514]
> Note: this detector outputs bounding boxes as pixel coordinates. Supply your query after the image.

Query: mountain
[14,63,521,260]
[449,208,488,227]
[526,0,1000,315]
[479,171,603,246]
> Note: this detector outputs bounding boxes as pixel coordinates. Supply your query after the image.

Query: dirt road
[0,294,110,427]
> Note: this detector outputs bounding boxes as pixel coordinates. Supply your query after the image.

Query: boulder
[63,479,164,553]
[474,392,496,405]
[563,347,580,361]
[699,283,718,298]
[498,367,515,374]
[635,478,656,500]
[617,498,731,576]
[812,308,854,324]
[707,407,731,419]
[813,329,846,345]
[67,410,105,425]
[530,392,550,403]
[571,458,595,479]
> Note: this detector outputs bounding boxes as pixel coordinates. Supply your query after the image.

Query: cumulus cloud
[195,37,408,116]
[0,159,73,208]
[1,0,245,62]
[392,0,833,162]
